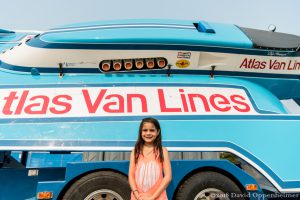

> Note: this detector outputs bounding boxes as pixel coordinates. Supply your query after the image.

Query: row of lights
[99,57,168,72]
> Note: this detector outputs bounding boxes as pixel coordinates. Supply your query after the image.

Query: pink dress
[131,151,168,200]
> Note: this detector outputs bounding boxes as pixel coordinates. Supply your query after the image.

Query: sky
[1,0,300,35]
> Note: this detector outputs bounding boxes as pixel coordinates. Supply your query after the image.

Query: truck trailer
[0,19,300,200]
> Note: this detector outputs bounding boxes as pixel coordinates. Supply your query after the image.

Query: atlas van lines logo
[0,86,255,118]
[240,58,300,71]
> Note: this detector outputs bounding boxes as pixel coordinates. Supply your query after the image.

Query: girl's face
[141,122,159,145]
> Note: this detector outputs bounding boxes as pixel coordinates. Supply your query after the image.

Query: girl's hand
[139,194,155,200]
[143,198,155,200]
[135,194,141,200]
[139,197,154,200]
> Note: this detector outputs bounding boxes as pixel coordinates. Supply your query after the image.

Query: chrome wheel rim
[194,188,230,200]
[84,189,123,200]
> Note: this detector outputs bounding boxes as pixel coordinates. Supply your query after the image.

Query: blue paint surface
[0,32,34,42]
[0,43,18,52]
[0,31,37,52]
[0,72,295,186]
[40,19,253,49]
[0,168,65,200]
[0,21,299,192]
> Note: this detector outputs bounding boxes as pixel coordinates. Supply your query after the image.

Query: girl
[129,117,172,200]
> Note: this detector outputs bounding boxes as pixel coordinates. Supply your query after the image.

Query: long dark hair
[134,117,164,164]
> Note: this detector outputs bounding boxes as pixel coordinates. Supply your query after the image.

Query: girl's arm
[129,150,140,200]
[150,147,172,199]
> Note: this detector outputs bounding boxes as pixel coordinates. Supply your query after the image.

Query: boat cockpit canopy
[239,27,300,51]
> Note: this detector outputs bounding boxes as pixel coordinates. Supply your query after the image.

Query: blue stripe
[0,139,135,148]
[50,19,198,30]
[165,141,300,190]
[27,37,299,57]
[0,82,259,88]
[49,23,195,31]
[3,114,300,124]
[2,60,300,79]
[1,139,299,190]
[0,61,100,73]
[46,24,195,34]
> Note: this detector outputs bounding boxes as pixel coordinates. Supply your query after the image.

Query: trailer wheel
[62,171,130,200]
[175,171,245,200]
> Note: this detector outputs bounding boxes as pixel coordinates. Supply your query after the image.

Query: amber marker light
[101,61,111,72]
[113,60,122,71]
[146,58,155,68]
[135,59,144,69]
[124,59,133,70]
[37,191,53,199]
[246,184,258,191]
[156,58,166,68]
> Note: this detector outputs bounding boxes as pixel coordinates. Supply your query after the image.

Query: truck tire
[175,171,246,200]
[62,171,131,200]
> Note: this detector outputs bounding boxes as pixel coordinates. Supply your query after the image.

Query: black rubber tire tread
[62,170,131,200]
[175,171,245,200]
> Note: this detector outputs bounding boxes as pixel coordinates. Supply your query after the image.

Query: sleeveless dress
[131,151,168,200]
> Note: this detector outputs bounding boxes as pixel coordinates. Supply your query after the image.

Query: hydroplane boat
[1,19,300,99]
[1,20,300,199]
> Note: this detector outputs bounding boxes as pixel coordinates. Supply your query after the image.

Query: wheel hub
[194,188,230,200]
[84,189,124,200]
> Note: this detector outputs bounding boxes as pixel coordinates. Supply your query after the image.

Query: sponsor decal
[177,52,191,59]
[176,59,190,68]
[0,86,256,118]
[240,58,300,71]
